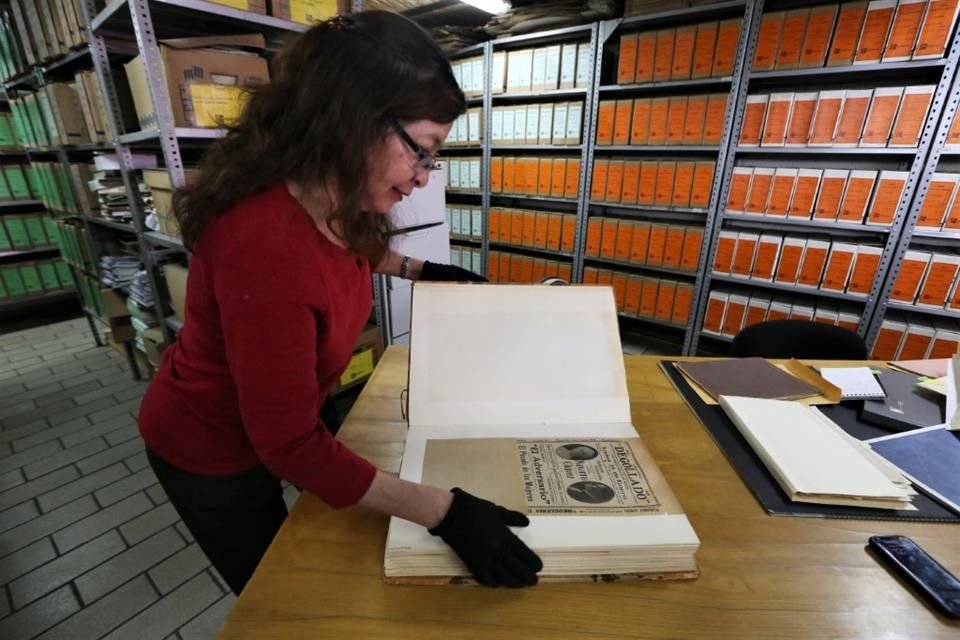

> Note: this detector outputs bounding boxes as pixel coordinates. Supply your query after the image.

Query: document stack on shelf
[128,270,155,308]
[99,255,140,290]
[384,284,700,583]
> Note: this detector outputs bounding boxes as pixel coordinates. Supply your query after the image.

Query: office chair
[730,319,868,360]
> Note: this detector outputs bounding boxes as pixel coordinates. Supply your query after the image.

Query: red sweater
[139,183,377,508]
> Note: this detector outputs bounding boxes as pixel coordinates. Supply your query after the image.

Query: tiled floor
[0,318,304,640]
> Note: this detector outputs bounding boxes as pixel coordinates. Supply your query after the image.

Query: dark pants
[146,448,288,596]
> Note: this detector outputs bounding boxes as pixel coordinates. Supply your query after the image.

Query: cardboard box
[143,326,166,368]
[164,263,189,323]
[143,168,200,239]
[124,34,270,130]
[214,0,267,13]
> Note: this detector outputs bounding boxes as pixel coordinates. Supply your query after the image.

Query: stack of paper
[719,396,915,510]
[819,367,886,400]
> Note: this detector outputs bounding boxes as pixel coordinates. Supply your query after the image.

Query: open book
[383,284,700,583]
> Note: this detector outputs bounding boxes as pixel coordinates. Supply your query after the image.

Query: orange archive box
[767,300,792,321]
[834,90,873,145]
[785,92,817,145]
[813,169,848,220]
[635,31,658,82]
[630,221,651,263]
[489,208,501,240]
[727,167,752,212]
[745,168,775,214]
[519,256,535,283]
[917,254,960,306]
[837,170,878,222]
[672,161,694,208]
[498,253,511,282]
[596,100,615,145]
[745,296,771,328]
[683,94,707,144]
[615,220,634,262]
[585,217,602,256]
[557,263,572,282]
[630,98,651,144]
[828,1,869,66]
[871,317,908,359]
[638,160,657,205]
[767,168,798,216]
[612,272,629,311]
[618,33,639,84]
[647,223,668,265]
[692,21,719,78]
[776,8,812,70]
[546,213,563,251]
[654,161,676,208]
[600,218,619,259]
[890,85,934,146]
[789,303,816,321]
[703,290,729,334]
[606,160,625,203]
[855,0,897,64]
[502,157,516,193]
[753,12,785,72]
[522,210,537,246]
[639,277,659,317]
[537,158,552,196]
[703,94,728,144]
[662,225,686,269]
[672,25,696,80]
[731,232,760,276]
[722,294,749,337]
[774,236,806,283]
[672,283,694,325]
[820,242,858,291]
[860,87,903,146]
[510,211,524,245]
[613,100,634,145]
[550,158,567,198]
[512,157,526,195]
[788,169,822,218]
[898,320,937,359]
[534,212,549,248]
[944,187,960,228]
[883,0,928,61]
[532,259,547,283]
[799,4,839,68]
[890,250,932,302]
[740,95,769,146]
[929,323,960,357]
[564,158,581,199]
[647,97,670,144]
[690,161,715,209]
[808,90,844,144]
[712,230,737,274]
[761,93,794,146]
[621,161,641,205]
[654,29,676,81]
[680,227,703,271]
[624,276,643,315]
[752,233,782,281]
[846,244,883,295]
[523,157,539,195]
[713,19,742,76]
[490,157,503,193]
[591,159,609,202]
[666,96,688,145]
[866,170,908,224]
[560,214,577,252]
[497,209,511,242]
[814,307,840,326]
[914,0,960,59]
[916,173,959,228]
[655,281,678,322]
[797,239,830,287]
[487,251,499,281]
[947,110,960,149]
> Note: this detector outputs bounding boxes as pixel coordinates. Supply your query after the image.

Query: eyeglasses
[389,117,440,171]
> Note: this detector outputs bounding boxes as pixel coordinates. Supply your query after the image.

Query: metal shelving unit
[885,301,960,320]
[599,76,732,93]
[710,273,860,302]
[686,0,960,355]
[584,256,697,279]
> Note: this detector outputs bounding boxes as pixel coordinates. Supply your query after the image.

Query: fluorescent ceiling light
[458,0,510,14]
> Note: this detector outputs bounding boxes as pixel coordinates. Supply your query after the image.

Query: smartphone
[868,535,960,619]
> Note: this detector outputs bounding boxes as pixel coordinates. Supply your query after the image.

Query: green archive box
[0,171,12,201]
[0,222,10,252]
[0,113,16,148]
[3,215,31,249]
[1,265,26,297]
[19,263,44,294]
[55,260,74,288]
[25,166,45,203]
[37,261,61,291]
[0,273,7,298]
[4,166,31,200]
[24,95,47,147]
[23,215,48,247]
[42,217,59,246]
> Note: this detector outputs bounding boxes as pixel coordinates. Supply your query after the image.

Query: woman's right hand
[429,487,543,587]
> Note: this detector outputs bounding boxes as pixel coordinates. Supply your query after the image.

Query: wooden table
[216,348,960,639]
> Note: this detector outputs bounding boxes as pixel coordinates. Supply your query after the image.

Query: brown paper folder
[677,358,821,402]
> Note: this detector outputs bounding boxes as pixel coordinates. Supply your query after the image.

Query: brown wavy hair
[173,11,466,263]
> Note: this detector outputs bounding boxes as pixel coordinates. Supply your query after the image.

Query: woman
[138,11,541,594]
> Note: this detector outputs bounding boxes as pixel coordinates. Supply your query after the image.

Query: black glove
[420,261,488,282]
[429,488,543,587]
